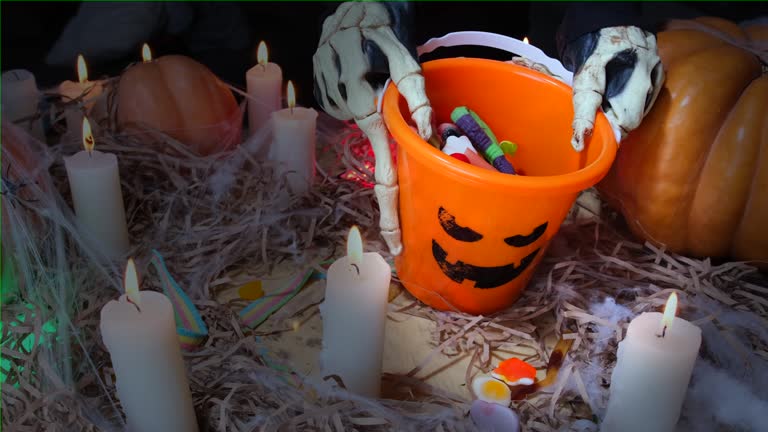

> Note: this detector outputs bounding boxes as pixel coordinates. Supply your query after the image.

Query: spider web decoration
[3,72,768,431]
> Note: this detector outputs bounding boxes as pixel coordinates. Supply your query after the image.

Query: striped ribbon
[238,257,397,329]
[238,260,334,329]
[150,250,209,351]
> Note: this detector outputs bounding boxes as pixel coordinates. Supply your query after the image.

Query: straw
[2,95,768,431]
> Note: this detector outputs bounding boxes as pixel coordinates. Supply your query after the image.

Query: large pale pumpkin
[598,17,768,263]
[117,55,241,156]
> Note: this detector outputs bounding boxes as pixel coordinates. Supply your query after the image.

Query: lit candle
[100,259,198,432]
[1,69,45,141]
[601,293,702,432]
[63,117,130,259]
[58,54,104,137]
[142,42,152,63]
[320,226,392,397]
[270,81,318,195]
[246,41,283,136]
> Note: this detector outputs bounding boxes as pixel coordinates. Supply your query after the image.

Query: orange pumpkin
[117,55,241,156]
[598,17,768,263]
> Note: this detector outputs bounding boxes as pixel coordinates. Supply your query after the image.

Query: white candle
[64,117,130,259]
[100,259,198,432]
[601,293,702,432]
[270,81,317,195]
[246,41,283,136]
[1,69,45,141]
[58,55,104,138]
[320,226,391,398]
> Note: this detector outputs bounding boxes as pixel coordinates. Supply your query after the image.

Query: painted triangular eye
[504,222,548,247]
[438,207,483,242]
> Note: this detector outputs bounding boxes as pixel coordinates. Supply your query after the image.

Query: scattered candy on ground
[492,357,537,386]
[470,399,520,432]
[472,376,512,406]
[237,280,265,301]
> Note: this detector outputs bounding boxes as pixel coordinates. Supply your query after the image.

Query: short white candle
[1,69,45,141]
[246,41,283,136]
[270,81,318,195]
[64,117,130,259]
[601,293,702,432]
[100,259,198,432]
[320,226,392,398]
[59,54,104,138]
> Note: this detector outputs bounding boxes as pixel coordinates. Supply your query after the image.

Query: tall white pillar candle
[601,293,702,432]
[100,259,198,432]
[1,69,45,141]
[63,118,130,259]
[270,81,317,195]
[246,41,283,137]
[59,55,104,139]
[320,226,391,398]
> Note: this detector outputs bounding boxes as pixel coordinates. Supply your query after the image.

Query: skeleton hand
[313,2,434,255]
[562,26,664,151]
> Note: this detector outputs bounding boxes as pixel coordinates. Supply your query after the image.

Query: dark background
[1,2,533,108]
[2,2,766,108]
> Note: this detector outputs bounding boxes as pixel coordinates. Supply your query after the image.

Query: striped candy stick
[149,250,209,351]
[451,106,517,175]
[238,260,335,329]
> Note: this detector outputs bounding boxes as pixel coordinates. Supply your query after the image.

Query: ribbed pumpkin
[117,55,241,156]
[598,17,768,263]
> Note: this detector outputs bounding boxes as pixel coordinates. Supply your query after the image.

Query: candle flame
[142,43,152,62]
[287,80,296,110]
[82,117,95,154]
[257,41,268,65]
[124,258,141,309]
[523,37,530,44]
[347,225,363,269]
[77,54,88,83]
[660,292,678,334]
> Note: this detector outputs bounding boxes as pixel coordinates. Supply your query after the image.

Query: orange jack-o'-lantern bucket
[382,32,617,315]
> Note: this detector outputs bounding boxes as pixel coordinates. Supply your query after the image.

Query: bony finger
[571,120,592,152]
[411,105,434,144]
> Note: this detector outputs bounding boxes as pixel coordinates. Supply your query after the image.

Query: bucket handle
[417,31,574,85]
[377,31,574,113]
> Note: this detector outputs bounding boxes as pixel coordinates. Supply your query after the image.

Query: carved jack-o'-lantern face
[432,207,548,289]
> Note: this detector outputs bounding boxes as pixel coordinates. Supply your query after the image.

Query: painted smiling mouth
[432,240,540,289]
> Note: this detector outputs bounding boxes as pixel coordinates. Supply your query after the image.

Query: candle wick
[260,63,266,72]
[127,297,141,313]
[657,325,667,338]
[351,263,360,275]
